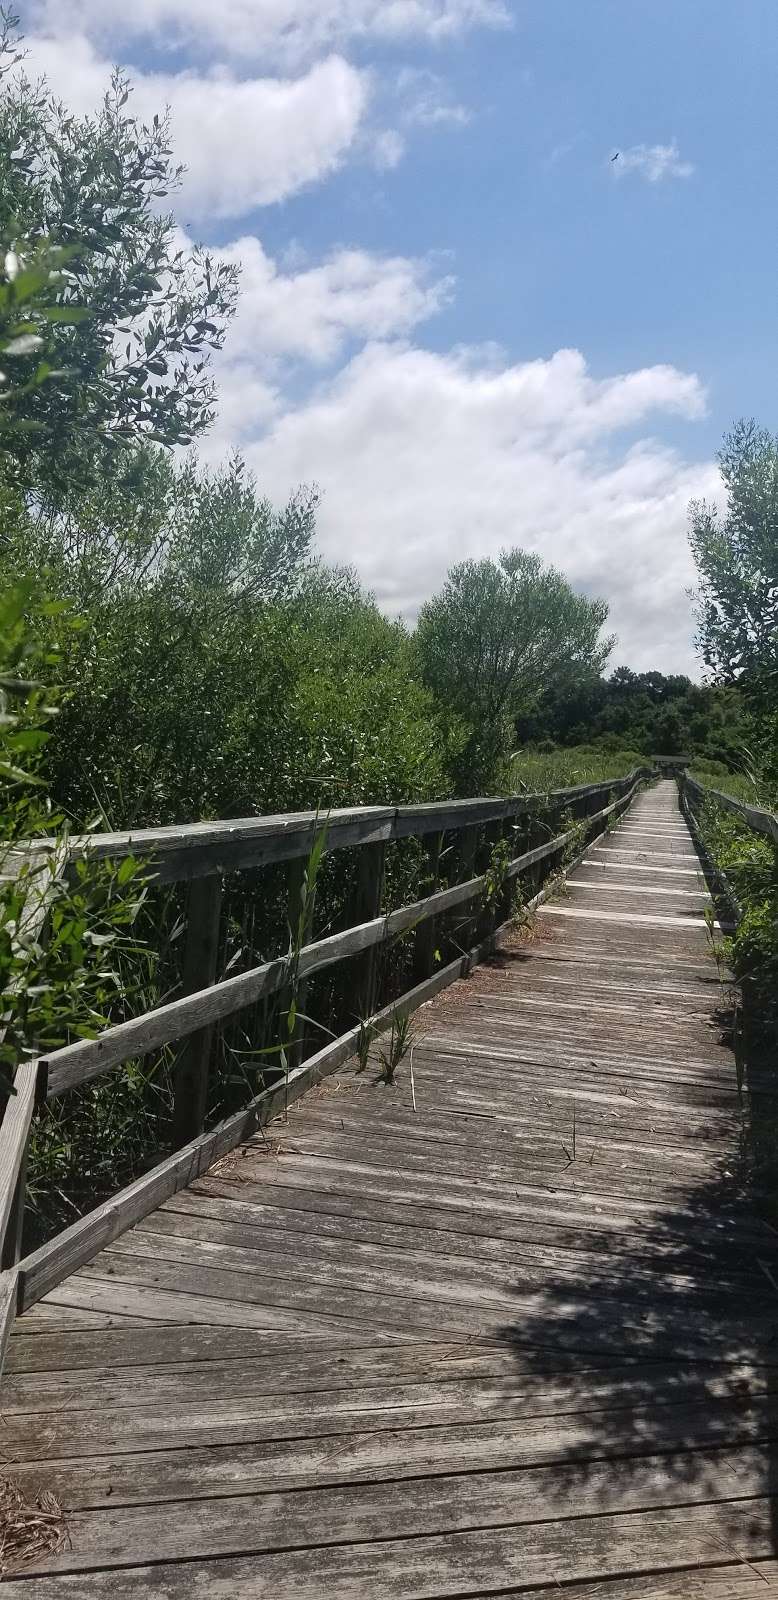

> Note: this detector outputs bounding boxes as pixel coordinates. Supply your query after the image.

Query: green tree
[689,420,778,701]
[0,13,238,491]
[415,548,613,790]
[3,446,318,610]
[1,458,457,826]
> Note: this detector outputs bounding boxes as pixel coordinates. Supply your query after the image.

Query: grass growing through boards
[378,1010,414,1086]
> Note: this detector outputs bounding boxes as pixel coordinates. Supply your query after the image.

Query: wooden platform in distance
[5,780,778,1596]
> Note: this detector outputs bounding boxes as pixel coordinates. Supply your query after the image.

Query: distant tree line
[515,668,746,773]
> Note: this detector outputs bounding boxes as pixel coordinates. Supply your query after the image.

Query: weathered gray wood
[20,781,655,1337]
[412,832,441,985]
[16,1448,778,1575]
[17,917,509,1312]
[343,839,385,1025]
[171,874,223,1148]
[22,778,766,1600]
[14,1337,721,1417]
[41,813,623,1098]
[3,1500,777,1597]
[0,1059,37,1267]
[0,1134,29,1273]
[0,850,63,1268]
[0,1265,18,1373]
[17,769,650,883]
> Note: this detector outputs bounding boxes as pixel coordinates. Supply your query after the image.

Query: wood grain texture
[0,1059,37,1260]
[7,781,777,1598]
[17,922,512,1311]
[52,770,646,878]
[40,814,618,1098]
[40,783,641,1100]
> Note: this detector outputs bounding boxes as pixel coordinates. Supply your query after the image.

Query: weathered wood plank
[4,1500,778,1597]
[20,1448,778,1575]
[18,918,517,1312]
[0,1265,18,1371]
[0,1059,37,1269]
[171,874,223,1148]
[8,1397,777,1512]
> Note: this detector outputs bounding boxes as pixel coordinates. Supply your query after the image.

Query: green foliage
[482,835,512,909]
[688,420,778,789]
[0,14,237,489]
[0,585,149,1100]
[689,421,778,702]
[355,1018,377,1074]
[695,791,778,1219]
[506,743,643,794]
[516,667,747,772]
[241,816,331,1117]
[688,765,769,804]
[378,1010,413,1085]
[3,457,458,827]
[415,548,613,792]
[693,793,778,1035]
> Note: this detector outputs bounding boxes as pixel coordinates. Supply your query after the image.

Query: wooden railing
[681,774,778,845]
[0,766,654,1345]
[679,773,778,934]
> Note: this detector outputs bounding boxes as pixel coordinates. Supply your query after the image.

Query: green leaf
[39,306,92,324]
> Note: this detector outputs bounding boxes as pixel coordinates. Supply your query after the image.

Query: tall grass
[690,787,778,1220]
[504,743,645,795]
[690,764,777,809]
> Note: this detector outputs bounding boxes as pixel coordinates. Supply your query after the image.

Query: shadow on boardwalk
[490,942,778,1558]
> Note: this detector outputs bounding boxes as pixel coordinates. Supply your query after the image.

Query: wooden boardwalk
[5,780,778,1595]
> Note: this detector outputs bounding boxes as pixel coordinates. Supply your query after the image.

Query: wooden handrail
[38,774,647,1099]
[682,775,778,845]
[12,771,646,883]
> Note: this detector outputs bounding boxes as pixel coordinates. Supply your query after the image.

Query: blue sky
[20,1,777,672]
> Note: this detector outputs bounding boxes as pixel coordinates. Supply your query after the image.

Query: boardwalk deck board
[6,780,778,1595]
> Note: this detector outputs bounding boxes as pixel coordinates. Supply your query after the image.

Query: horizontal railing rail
[682,774,778,845]
[1,765,654,1330]
[38,788,641,1100]
[14,778,646,883]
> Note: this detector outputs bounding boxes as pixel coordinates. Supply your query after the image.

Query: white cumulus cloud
[225,342,715,672]
[27,0,511,65]
[218,237,454,365]
[22,33,369,218]
[612,141,695,183]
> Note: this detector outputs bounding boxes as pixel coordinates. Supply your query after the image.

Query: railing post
[498,811,519,926]
[1,1149,28,1272]
[283,856,312,1070]
[344,841,386,1026]
[171,874,222,1150]
[413,834,441,983]
[453,823,478,952]
[356,844,387,1017]
[0,1062,45,1273]
[475,820,503,944]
